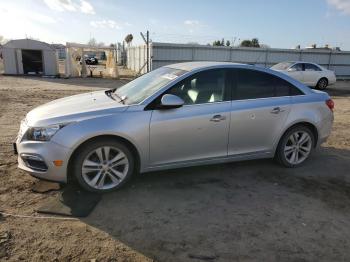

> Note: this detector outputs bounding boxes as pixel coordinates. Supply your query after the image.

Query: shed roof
[2,39,54,51]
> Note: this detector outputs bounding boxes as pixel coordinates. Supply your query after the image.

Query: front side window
[304,63,321,71]
[233,69,303,100]
[167,69,227,105]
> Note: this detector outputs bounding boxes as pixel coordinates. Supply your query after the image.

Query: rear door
[228,69,292,155]
[149,69,231,166]
[303,63,322,86]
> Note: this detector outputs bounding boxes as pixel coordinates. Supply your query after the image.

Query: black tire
[72,138,135,193]
[316,78,328,90]
[275,125,315,168]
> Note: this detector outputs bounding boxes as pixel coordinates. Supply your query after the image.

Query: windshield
[114,67,187,104]
[271,62,294,70]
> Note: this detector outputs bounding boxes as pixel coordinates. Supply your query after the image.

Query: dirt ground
[0,75,349,262]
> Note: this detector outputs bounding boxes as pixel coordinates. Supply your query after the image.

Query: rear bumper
[16,139,71,183]
[316,112,334,147]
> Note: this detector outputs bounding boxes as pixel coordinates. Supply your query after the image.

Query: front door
[287,63,304,83]
[149,69,231,166]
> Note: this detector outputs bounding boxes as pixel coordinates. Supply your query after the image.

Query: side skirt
[141,151,273,173]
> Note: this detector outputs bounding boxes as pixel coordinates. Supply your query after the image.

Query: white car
[271,61,336,90]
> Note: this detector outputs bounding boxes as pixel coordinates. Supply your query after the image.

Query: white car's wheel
[73,138,135,193]
[316,78,328,90]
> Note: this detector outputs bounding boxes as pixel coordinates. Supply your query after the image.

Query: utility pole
[140,30,150,72]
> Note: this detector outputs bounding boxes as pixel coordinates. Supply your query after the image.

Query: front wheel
[73,139,135,193]
[276,126,315,168]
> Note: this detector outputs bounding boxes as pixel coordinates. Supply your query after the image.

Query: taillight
[326,99,334,111]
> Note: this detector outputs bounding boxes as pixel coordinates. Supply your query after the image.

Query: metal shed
[1,39,58,76]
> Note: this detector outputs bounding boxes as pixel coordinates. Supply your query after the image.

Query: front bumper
[15,139,71,183]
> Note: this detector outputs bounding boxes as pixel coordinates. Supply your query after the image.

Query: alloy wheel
[81,146,129,190]
[318,79,328,89]
[284,131,312,165]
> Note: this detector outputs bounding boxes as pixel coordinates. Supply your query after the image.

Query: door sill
[143,151,272,173]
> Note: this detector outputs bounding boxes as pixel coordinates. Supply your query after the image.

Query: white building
[1,39,58,76]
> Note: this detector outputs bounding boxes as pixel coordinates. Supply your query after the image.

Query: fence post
[264,48,269,67]
[328,51,332,69]
[191,46,195,61]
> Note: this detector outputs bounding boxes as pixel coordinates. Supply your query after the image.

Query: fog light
[20,154,48,172]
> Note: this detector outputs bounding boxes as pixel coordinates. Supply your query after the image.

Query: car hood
[26,90,128,127]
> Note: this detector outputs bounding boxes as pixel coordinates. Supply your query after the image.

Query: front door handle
[270,107,285,114]
[210,115,226,122]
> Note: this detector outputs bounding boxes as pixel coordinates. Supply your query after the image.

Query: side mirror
[160,94,184,109]
[288,67,297,72]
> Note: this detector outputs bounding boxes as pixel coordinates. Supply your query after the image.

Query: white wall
[127,42,350,78]
[2,48,17,74]
[43,50,58,75]
[126,44,150,75]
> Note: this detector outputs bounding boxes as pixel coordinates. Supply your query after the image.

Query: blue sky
[1,0,350,49]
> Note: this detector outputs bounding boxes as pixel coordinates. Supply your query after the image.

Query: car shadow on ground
[82,146,350,261]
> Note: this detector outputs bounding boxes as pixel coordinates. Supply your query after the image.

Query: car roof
[284,61,319,65]
[166,61,245,71]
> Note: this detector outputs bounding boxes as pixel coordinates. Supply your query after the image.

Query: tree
[97,42,105,47]
[240,38,260,48]
[213,39,226,46]
[87,38,105,47]
[87,38,97,46]
[124,34,133,45]
[226,40,231,47]
[212,40,220,46]
[240,40,252,47]
[251,38,260,47]
[0,35,8,45]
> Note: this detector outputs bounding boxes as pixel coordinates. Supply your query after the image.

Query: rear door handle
[270,107,285,114]
[210,115,226,122]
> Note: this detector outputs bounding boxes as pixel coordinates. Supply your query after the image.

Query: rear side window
[304,63,321,71]
[233,69,303,100]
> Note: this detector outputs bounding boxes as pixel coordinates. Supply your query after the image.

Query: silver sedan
[14,62,334,192]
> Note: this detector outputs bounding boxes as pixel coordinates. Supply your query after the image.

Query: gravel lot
[0,75,350,262]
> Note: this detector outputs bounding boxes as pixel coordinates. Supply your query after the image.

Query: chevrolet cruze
[14,62,334,192]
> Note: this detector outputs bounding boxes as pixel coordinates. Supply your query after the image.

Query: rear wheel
[276,126,315,168]
[316,78,328,90]
[73,139,135,193]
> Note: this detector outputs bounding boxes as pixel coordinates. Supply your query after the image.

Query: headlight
[23,123,71,141]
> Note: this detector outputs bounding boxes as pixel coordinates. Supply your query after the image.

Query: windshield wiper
[105,89,117,101]
[106,89,127,104]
